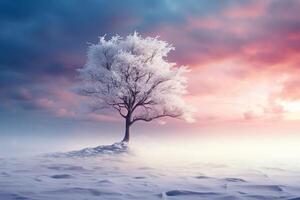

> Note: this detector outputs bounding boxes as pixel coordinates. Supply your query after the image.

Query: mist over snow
[0,138,300,200]
[1,134,300,200]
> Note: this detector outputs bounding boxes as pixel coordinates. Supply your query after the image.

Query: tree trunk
[122,116,130,142]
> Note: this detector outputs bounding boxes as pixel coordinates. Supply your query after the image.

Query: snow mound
[50,142,128,157]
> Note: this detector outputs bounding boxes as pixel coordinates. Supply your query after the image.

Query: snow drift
[1,144,300,200]
[50,142,129,157]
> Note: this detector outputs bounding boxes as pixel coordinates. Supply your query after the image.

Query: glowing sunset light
[280,101,300,120]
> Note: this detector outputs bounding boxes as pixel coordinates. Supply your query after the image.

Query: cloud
[223,1,269,19]
[279,77,300,101]
[1,0,300,123]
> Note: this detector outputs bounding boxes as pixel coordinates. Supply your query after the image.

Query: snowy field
[1,142,300,200]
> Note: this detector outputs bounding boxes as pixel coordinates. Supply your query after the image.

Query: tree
[76,32,193,143]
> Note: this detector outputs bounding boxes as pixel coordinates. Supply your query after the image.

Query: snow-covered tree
[77,32,193,142]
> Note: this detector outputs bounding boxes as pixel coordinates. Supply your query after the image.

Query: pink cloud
[223,1,269,19]
[243,111,256,121]
[280,78,300,101]
[85,113,120,122]
[186,17,221,30]
[35,98,55,109]
[18,88,32,100]
[56,108,76,117]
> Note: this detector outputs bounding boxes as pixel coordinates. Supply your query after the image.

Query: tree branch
[131,113,181,124]
[112,104,127,118]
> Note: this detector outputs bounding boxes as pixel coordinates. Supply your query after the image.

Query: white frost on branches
[77,32,194,124]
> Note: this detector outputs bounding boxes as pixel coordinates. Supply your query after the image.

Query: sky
[1,0,300,154]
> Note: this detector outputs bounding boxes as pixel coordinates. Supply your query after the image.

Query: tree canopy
[77,32,193,141]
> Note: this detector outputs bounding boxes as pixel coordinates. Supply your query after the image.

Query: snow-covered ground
[1,142,300,200]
